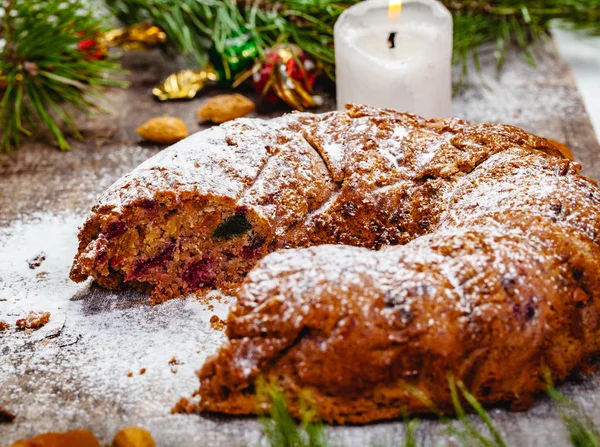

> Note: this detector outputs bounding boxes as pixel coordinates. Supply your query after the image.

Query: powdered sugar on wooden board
[0,212,262,445]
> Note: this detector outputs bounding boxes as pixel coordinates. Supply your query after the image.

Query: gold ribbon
[101,23,167,51]
[152,68,219,101]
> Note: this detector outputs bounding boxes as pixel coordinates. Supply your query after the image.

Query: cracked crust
[71,105,564,302]
[198,148,600,423]
[70,104,600,421]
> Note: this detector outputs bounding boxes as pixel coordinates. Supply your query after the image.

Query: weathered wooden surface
[1,40,600,446]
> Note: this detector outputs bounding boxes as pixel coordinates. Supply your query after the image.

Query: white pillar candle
[334,0,453,118]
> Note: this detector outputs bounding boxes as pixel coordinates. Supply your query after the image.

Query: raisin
[213,213,252,239]
[104,221,126,238]
[139,199,157,209]
[550,203,562,215]
[247,236,266,250]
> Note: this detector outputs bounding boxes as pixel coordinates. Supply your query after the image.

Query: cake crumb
[168,356,183,374]
[0,407,16,422]
[139,368,146,375]
[210,315,226,331]
[0,321,9,331]
[171,397,197,414]
[15,311,50,330]
[27,252,46,269]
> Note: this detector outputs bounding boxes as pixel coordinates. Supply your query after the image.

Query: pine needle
[258,380,329,447]
[547,385,600,447]
[0,0,126,152]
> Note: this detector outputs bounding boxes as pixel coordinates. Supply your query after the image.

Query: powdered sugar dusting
[0,211,255,445]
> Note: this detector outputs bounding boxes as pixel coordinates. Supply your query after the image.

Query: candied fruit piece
[213,213,252,239]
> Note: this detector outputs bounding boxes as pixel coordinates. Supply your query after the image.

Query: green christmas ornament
[209,29,259,83]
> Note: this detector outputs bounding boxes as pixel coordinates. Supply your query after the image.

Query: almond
[112,427,155,447]
[196,94,255,123]
[11,430,100,447]
[136,117,188,144]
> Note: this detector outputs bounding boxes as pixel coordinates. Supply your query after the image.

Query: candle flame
[388,0,402,20]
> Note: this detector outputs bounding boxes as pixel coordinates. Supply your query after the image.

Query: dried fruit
[196,94,255,123]
[112,426,155,447]
[11,430,100,447]
[15,311,50,330]
[136,117,188,144]
[0,321,9,331]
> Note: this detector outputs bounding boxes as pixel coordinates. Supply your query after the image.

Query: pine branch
[0,0,126,152]
[447,0,600,81]
[104,0,359,81]
[106,0,600,87]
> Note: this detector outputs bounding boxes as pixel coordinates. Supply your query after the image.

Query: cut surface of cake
[71,105,565,302]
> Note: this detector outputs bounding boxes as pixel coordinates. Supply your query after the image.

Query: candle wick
[388,32,397,49]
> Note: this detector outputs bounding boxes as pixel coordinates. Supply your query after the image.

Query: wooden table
[1,40,599,446]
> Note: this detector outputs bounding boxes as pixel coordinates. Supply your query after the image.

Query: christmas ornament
[136,117,189,144]
[236,44,321,111]
[101,23,167,51]
[77,37,107,60]
[152,68,219,101]
[209,29,260,82]
[196,94,256,123]
[152,31,258,101]
[77,23,167,61]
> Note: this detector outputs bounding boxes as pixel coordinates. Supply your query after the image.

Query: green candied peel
[213,213,252,239]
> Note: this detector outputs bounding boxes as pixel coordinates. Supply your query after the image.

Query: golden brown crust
[195,106,600,423]
[71,105,566,302]
[71,104,600,422]
[199,218,600,424]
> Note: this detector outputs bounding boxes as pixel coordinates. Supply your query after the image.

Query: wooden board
[1,40,599,446]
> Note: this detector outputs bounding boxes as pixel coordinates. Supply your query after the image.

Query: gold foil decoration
[101,23,167,51]
[152,68,219,101]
